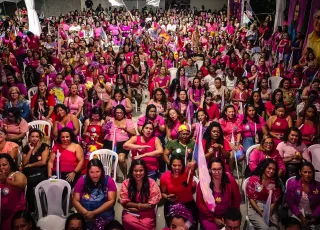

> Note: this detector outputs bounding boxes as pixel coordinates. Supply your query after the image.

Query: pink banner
[287,0,308,41]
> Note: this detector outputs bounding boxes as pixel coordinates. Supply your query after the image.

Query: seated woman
[137,104,165,144]
[0,128,19,160]
[277,127,310,180]
[160,155,197,227]
[296,104,319,146]
[11,210,40,230]
[286,162,320,229]
[172,90,194,122]
[164,125,195,165]
[106,89,133,118]
[248,91,266,118]
[104,104,136,178]
[4,86,30,120]
[148,88,171,116]
[119,159,161,230]
[53,104,80,138]
[198,92,220,121]
[124,121,163,180]
[267,103,293,147]
[30,81,56,122]
[192,110,211,139]
[2,74,27,98]
[73,159,117,229]
[22,129,49,213]
[48,127,84,188]
[265,89,284,118]
[279,78,296,117]
[248,135,286,177]
[240,104,268,152]
[64,84,84,118]
[1,107,29,145]
[163,203,195,230]
[196,158,241,230]
[203,122,231,172]
[64,213,87,230]
[246,159,281,230]
[165,108,186,141]
[0,154,27,230]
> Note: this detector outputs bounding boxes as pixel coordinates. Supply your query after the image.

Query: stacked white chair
[268,77,283,93]
[27,86,38,101]
[89,149,118,181]
[242,178,255,230]
[168,67,178,83]
[27,120,51,141]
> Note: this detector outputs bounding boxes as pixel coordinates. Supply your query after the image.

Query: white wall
[80,0,165,11]
[190,0,227,11]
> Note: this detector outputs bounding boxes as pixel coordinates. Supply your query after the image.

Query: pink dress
[119,178,161,230]
[219,117,242,142]
[0,173,27,230]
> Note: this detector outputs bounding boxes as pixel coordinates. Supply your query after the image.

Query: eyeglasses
[10,92,18,95]
[210,168,222,173]
[264,142,273,146]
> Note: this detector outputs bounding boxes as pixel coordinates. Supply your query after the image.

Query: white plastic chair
[28,86,38,101]
[308,144,320,182]
[268,77,283,93]
[89,149,118,181]
[112,45,120,54]
[246,144,260,164]
[27,120,51,141]
[37,215,66,230]
[242,178,254,230]
[168,67,178,83]
[35,179,71,219]
[132,98,138,113]
[78,119,82,138]
[195,60,203,69]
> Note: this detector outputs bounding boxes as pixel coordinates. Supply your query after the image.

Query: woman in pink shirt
[124,121,163,180]
[276,127,310,180]
[154,66,170,95]
[165,108,186,141]
[104,105,136,178]
[248,135,286,177]
[64,84,84,118]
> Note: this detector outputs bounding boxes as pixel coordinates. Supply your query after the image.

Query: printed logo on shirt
[176,148,181,153]
[255,184,263,192]
[83,194,90,200]
[215,197,221,203]
[2,187,9,195]
[313,189,319,195]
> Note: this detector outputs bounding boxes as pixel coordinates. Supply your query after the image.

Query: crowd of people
[0,2,320,230]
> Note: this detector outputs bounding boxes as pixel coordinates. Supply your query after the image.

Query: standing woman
[0,154,27,230]
[124,121,164,180]
[189,77,204,109]
[73,159,117,228]
[22,129,49,213]
[48,127,84,188]
[277,127,310,180]
[196,158,241,230]
[160,155,197,227]
[296,104,319,146]
[246,159,281,230]
[286,162,320,229]
[241,104,268,152]
[119,159,161,230]
[267,103,293,147]
[165,108,186,141]
[103,105,136,179]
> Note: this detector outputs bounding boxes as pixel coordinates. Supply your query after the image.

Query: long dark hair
[252,159,279,188]
[145,104,157,121]
[208,158,230,194]
[141,121,155,137]
[128,159,150,203]
[219,104,236,120]
[283,126,302,146]
[115,74,129,93]
[65,213,86,230]
[242,104,261,124]
[271,89,283,105]
[83,159,106,195]
[248,91,264,111]
[7,107,22,124]
[57,127,78,144]
[296,162,316,183]
[174,89,189,105]
[203,122,224,151]
[202,91,213,112]
[272,102,287,116]
[153,88,167,112]
[11,210,39,230]
[168,154,186,173]
[301,104,319,136]
[0,153,18,172]
[191,77,202,90]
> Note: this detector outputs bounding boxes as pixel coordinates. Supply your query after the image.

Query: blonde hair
[258,134,274,152]
[8,86,24,101]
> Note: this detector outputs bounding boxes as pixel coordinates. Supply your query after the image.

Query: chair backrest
[195,60,203,69]
[37,215,66,230]
[27,120,51,141]
[242,177,250,204]
[89,149,118,181]
[112,46,120,54]
[34,179,71,219]
[308,144,320,170]
[268,77,283,93]
[28,87,38,101]
[246,144,260,164]
[168,67,178,83]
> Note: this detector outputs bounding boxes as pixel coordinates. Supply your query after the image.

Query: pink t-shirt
[219,117,243,142]
[240,115,266,138]
[137,115,165,137]
[104,118,134,142]
[276,142,310,162]
[64,96,84,115]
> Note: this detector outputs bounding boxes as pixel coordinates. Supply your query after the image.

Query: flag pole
[121,0,134,21]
